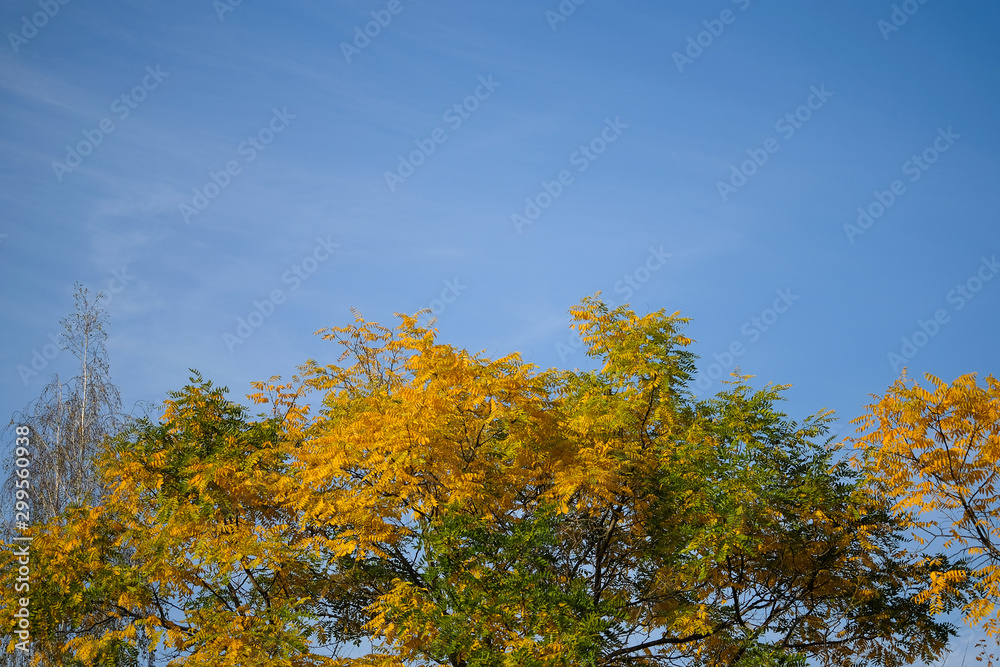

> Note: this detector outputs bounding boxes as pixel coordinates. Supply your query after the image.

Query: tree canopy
[1,298,967,666]
[854,371,1000,638]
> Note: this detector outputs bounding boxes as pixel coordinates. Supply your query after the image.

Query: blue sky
[1,0,999,656]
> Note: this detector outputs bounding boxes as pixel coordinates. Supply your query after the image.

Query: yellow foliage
[0,301,970,666]
[854,371,1000,634]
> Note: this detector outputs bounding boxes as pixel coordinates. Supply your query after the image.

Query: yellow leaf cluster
[854,371,1000,633]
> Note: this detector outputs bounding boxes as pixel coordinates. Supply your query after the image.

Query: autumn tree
[1,298,968,666]
[291,299,962,667]
[853,371,1000,639]
[2,371,330,666]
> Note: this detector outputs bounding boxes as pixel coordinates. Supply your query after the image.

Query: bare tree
[3,284,122,523]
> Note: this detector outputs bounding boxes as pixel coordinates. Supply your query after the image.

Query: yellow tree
[0,298,968,666]
[853,371,1000,637]
[0,372,330,666]
[288,298,962,667]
